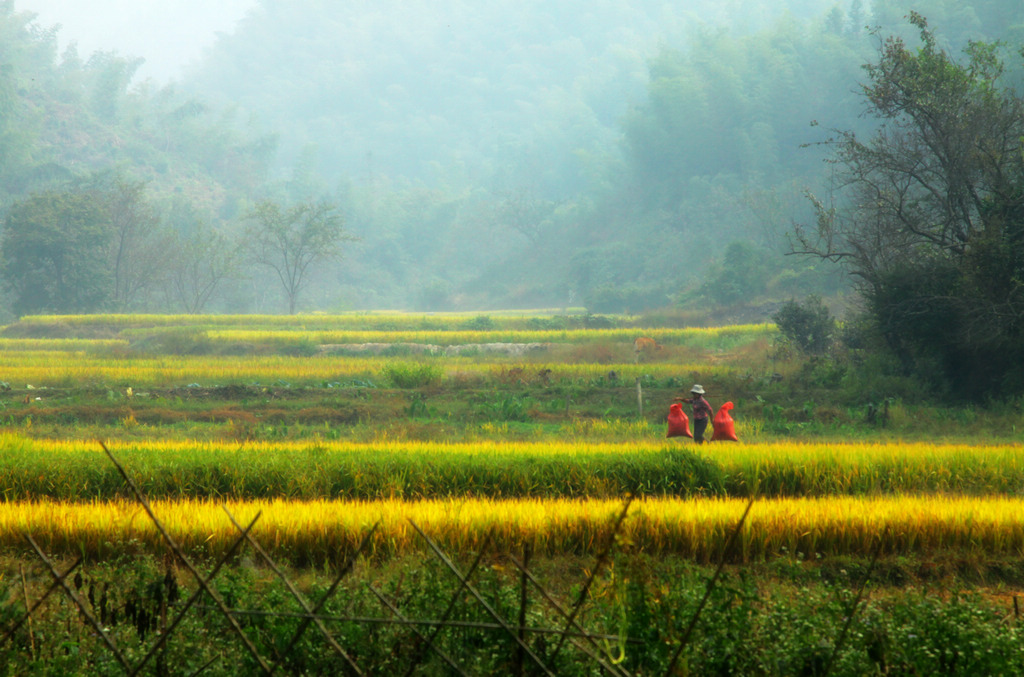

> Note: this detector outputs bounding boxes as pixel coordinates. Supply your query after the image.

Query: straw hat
[690,384,705,394]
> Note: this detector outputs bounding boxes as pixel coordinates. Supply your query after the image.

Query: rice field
[3,312,1024,675]
[0,436,1022,501]
[0,312,1018,564]
[0,350,735,387]
[197,324,775,348]
[7,495,1024,566]
[15,311,770,340]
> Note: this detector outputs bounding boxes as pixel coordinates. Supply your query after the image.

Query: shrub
[382,362,443,388]
[772,295,835,355]
[147,328,214,355]
[460,315,495,330]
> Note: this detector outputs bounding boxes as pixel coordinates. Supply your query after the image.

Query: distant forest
[0,0,1022,316]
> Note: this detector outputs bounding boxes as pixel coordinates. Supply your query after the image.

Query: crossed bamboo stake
[3,441,773,675]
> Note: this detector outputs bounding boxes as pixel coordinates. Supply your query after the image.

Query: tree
[702,241,773,306]
[492,186,555,245]
[85,51,144,123]
[772,295,835,355]
[165,222,237,314]
[243,199,354,314]
[99,176,171,311]
[1,189,112,315]
[793,14,1024,395]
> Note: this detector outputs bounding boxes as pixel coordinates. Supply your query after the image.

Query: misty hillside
[178,0,1023,312]
[1,0,1022,315]
[186,0,851,185]
[181,0,869,311]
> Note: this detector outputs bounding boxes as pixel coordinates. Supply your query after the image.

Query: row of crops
[0,313,1020,565]
[8,312,773,345]
[2,313,1024,675]
[0,436,1021,564]
[8,495,1024,566]
[0,349,732,386]
[1,437,1022,500]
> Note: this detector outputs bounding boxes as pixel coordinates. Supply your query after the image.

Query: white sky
[14,0,256,82]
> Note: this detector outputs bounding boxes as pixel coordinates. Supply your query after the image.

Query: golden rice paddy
[0,314,1017,564]
[6,495,1024,564]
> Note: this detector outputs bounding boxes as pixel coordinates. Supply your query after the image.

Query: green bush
[382,362,443,388]
[146,328,214,355]
[460,314,495,330]
[772,295,835,355]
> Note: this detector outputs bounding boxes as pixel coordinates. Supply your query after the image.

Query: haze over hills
[1,0,1022,314]
[183,0,843,184]
[12,0,255,83]
[176,0,870,310]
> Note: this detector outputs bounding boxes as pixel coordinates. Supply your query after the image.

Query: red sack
[667,403,692,438]
[712,401,738,441]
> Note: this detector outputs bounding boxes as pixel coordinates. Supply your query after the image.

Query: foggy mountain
[13,0,254,83]
[185,0,845,185]
[180,0,869,311]
[1,0,1022,315]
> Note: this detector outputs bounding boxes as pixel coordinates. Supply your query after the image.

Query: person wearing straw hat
[675,385,713,443]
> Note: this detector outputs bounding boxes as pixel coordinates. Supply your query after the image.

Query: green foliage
[703,241,774,306]
[581,313,618,329]
[414,278,451,311]
[6,553,1024,676]
[459,314,495,330]
[1,189,113,315]
[381,362,443,388]
[12,439,1024,501]
[856,589,1024,674]
[140,328,214,356]
[0,443,726,501]
[0,4,277,315]
[772,295,836,355]
[622,18,871,203]
[797,15,1024,396]
[586,283,671,314]
[166,222,238,314]
[0,2,1022,316]
[477,394,532,422]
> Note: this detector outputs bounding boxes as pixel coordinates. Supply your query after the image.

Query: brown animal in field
[500,366,526,384]
[633,336,663,356]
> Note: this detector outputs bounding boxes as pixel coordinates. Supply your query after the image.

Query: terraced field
[1,313,1022,675]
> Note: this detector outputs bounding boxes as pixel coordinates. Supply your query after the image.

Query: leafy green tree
[794,14,1024,395]
[1,189,112,315]
[243,199,354,314]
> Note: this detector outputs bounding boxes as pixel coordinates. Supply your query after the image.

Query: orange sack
[712,401,738,441]
[666,403,693,438]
